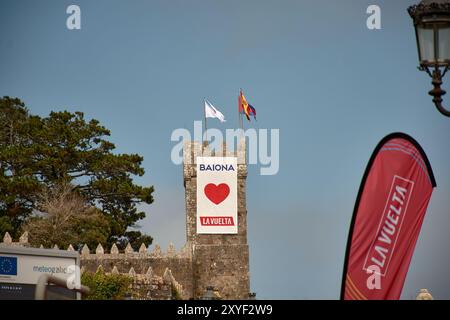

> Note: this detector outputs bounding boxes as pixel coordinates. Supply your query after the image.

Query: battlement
[1,232,191,259]
[0,231,30,247]
[1,232,193,299]
[79,242,192,259]
[183,138,247,167]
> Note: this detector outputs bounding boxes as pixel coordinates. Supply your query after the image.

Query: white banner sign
[0,254,77,284]
[197,157,238,234]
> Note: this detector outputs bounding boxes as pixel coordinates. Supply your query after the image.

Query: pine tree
[0,96,154,247]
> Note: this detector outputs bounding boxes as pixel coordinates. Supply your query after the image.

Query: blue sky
[1,0,449,299]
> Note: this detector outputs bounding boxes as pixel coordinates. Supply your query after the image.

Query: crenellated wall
[0,232,189,300]
[79,242,193,299]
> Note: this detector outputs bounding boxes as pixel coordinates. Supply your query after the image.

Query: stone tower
[183,139,250,299]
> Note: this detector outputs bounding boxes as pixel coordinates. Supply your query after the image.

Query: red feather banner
[341,133,436,300]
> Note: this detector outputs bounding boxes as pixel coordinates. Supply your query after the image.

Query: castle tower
[183,139,250,299]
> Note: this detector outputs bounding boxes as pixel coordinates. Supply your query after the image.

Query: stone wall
[80,242,193,299]
[0,232,186,300]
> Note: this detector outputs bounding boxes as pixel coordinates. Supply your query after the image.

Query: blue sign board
[0,256,18,276]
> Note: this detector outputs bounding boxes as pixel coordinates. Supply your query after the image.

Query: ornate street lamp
[408,0,450,116]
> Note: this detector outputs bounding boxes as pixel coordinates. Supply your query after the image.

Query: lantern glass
[438,26,450,62]
[417,24,435,64]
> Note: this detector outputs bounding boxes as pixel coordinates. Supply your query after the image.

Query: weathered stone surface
[139,243,147,254]
[192,244,250,299]
[178,243,191,259]
[96,265,104,273]
[111,266,119,275]
[167,243,176,257]
[151,244,162,258]
[96,243,104,255]
[162,268,171,282]
[110,243,119,255]
[416,289,433,300]
[19,232,29,244]
[80,254,194,299]
[3,232,12,244]
[81,244,90,256]
[125,243,134,254]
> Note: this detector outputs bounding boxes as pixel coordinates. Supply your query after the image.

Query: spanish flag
[238,90,257,121]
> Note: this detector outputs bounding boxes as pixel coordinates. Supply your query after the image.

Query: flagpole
[238,89,242,131]
[238,90,240,130]
[203,98,208,144]
[239,88,244,130]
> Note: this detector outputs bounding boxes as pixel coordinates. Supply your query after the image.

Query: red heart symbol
[204,183,230,205]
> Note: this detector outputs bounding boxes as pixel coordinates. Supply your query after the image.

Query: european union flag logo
[0,256,17,276]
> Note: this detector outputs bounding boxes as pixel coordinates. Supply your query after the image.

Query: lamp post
[408,0,450,117]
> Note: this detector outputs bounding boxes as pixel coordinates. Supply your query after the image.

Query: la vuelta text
[177,304,273,318]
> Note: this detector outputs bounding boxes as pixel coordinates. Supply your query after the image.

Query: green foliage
[116,230,153,251]
[81,270,132,300]
[0,96,154,246]
[0,97,41,235]
[171,284,182,300]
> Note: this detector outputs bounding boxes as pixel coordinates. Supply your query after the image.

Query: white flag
[204,100,226,123]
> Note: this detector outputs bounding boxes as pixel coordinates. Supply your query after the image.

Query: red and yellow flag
[238,90,256,121]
